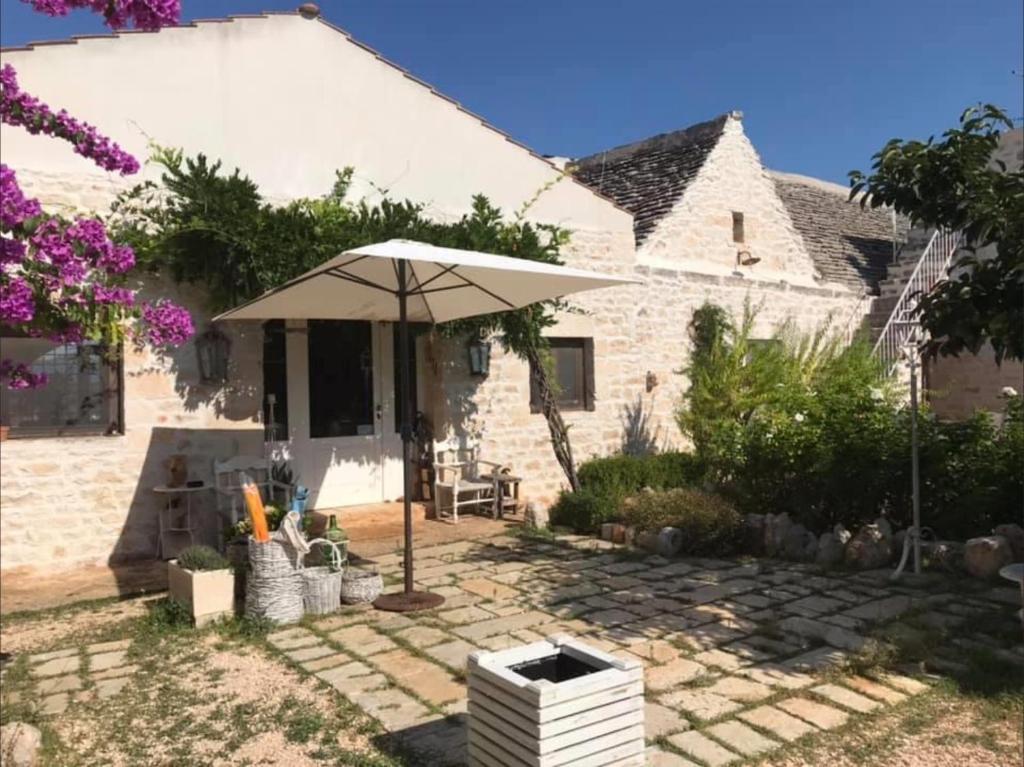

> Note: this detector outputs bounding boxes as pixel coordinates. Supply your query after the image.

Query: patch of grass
[279,695,326,744]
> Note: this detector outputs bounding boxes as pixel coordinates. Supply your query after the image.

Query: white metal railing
[872,228,964,374]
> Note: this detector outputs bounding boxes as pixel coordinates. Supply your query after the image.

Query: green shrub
[676,300,1024,539]
[176,544,229,572]
[621,488,742,555]
[577,452,703,498]
[549,489,615,533]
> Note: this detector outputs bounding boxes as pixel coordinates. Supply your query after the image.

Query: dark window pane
[309,320,374,439]
[262,320,288,441]
[553,345,583,408]
[392,324,423,433]
[0,337,121,436]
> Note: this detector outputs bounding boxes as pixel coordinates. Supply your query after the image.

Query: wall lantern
[196,325,231,384]
[467,338,491,377]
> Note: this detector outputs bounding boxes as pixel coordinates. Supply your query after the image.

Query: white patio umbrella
[215,239,638,611]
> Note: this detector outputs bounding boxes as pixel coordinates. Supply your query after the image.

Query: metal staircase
[870,228,964,375]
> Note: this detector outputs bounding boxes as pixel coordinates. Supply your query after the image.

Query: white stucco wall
[0,13,630,233]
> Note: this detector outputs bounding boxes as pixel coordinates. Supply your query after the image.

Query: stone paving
[9,530,1019,766]
[276,530,1022,765]
[14,639,136,716]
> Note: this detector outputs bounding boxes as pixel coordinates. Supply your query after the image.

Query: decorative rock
[816,532,844,567]
[657,527,683,556]
[764,513,792,557]
[635,530,660,553]
[875,516,893,540]
[964,536,1013,579]
[743,514,766,555]
[0,722,41,767]
[524,502,549,530]
[623,525,637,546]
[993,524,1024,562]
[923,540,965,572]
[844,523,891,570]
[781,524,817,562]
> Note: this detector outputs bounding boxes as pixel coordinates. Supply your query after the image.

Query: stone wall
[0,172,266,575]
[928,346,1024,421]
[638,117,826,286]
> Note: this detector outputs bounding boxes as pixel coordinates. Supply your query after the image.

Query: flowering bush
[24,0,180,32]
[1,2,190,391]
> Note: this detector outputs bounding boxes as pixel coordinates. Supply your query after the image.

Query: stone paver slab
[437,605,493,625]
[286,645,334,663]
[784,596,847,616]
[452,610,553,641]
[645,701,691,738]
[372,649,464,704]
[777,697,849,730]
[41,693,69,715]
[644,658,708,691]
[328,625,397,656]
[645,746,700,766]
[395,626,451,647]
[735,663,814,690]
[459,578,519,601]
[878,673,929,695]
[91,665,138,681]
[89,650,128,672]
[660,689,741,721]
[842,595,913,622]
[96,676,131,699]
[37,674,82,695]
[28,648,77,664]
[668,730,739,767]
[706,676,774,703]
[268,628,321,650]
[706,720,779,757]
[812,683,882,713]
[316,660,374,684]
[32,656,80,678]
[301,653,350,672]
[739,705,816,742]
[844,675,908,704]
[352,687,431,732]
[85,639,132,655]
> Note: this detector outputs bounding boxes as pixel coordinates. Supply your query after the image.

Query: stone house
[0,6,992,583]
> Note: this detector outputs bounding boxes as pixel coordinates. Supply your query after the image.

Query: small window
[530,338,595,413]
[308,320,374,438]
[0,336,123,437]
[262,320,288,441]
[732,211,745,243]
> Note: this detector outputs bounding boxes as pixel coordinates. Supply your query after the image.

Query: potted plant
[168,545,235,627]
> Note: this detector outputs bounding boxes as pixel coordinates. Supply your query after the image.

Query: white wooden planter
[167,560,235,628]
[467,634,644,767]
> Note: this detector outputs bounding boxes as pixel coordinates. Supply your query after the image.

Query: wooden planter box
[167,560,235,628]
[467,634,644,767]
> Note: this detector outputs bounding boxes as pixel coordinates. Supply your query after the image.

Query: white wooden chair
[432,439,505,523]
[214,456,293,526]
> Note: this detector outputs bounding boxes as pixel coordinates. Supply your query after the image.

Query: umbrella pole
[374,260,445,612]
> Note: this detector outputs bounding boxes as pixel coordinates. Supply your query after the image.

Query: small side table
[481,473,522,519]
[153,484,210,559]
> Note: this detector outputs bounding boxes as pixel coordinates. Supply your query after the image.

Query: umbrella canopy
[215,239,639,611]
[213,239,636,323]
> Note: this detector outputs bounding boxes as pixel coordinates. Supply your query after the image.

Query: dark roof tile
[571,115,729,245]
[772,173,908,294]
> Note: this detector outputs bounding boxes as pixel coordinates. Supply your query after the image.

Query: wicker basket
[245,572,304,624]
[340,568,383,604]
[302,538,345,615]
[246,531,305,624]
[248,536,303,579]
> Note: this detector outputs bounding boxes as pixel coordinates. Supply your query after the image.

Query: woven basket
[245,572,303,624]
[249,536,303,580]
[302,538,345,615]
[340,568,383,605]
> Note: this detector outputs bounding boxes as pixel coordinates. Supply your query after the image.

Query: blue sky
[2,0,1021,183]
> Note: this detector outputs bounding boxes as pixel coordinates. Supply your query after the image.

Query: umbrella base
[374,590,446,613]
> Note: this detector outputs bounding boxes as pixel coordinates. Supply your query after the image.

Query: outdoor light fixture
[736,249,761,267]
[196,325,231,384]
[467,338,491,377]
